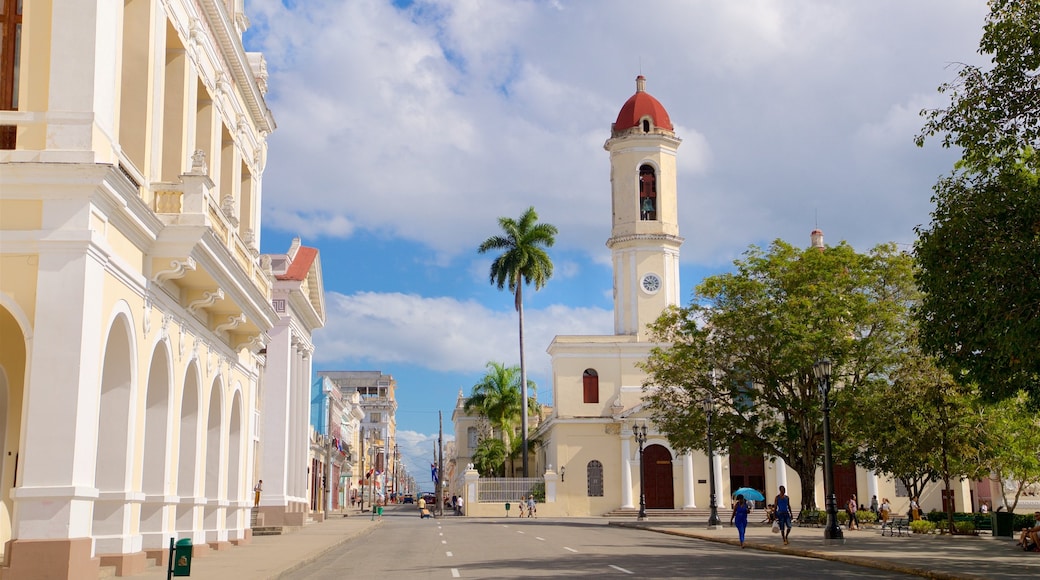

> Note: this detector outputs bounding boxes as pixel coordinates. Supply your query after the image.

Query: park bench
[795,510,821,527]
[881,517,909,537]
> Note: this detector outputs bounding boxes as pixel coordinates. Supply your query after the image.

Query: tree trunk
[517,285,529,478]
[794,461,819,511]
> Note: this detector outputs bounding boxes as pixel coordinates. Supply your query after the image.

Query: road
[283,505,917,579]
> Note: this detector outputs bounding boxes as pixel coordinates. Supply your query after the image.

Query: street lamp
[634,422,648,521]
[560,466,566,482]
[813,358,844,544]
[702,394,722,529]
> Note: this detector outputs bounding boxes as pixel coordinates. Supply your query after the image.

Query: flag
[431,463,439,485]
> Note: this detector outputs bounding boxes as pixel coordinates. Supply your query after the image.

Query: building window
[0,0,24,149]
[370,412,381,423]
[467,427,478,450]
[639,164,657,220]
[582,369,599,404]
[587,460,604,497]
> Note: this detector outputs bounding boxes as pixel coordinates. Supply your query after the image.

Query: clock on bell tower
[604,76,684,339]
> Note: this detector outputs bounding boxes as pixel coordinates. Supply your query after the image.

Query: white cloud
[314,290,613,379]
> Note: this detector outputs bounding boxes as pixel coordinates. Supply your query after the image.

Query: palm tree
[464,362,540,475]
[478,207,557,477]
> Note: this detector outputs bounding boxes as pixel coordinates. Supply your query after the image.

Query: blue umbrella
[732,487,765,502]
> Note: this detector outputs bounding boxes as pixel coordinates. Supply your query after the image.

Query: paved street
[286,508,914,579]
[127,505,1040,579]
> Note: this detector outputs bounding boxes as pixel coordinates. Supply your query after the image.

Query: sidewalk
[127,509,381,580]
[619,521,1040,580]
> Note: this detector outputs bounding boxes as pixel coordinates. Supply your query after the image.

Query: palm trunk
[517,286,529,478]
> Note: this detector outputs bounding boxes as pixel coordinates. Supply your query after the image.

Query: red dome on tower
[613,75,673,132]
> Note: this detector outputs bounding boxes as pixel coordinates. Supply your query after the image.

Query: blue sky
[243,0,989,489]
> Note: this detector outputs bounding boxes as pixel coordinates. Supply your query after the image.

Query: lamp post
[702,394,722,529]
[634,423,648,521]
[814,358,844,543]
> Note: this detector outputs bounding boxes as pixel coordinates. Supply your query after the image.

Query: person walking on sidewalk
[846,494,860,530]
[774,486,793,545]
[253,480,263,508]
[730,494,750,548]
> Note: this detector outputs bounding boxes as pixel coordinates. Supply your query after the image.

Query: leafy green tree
[981,391,1040,513]
[642,239,917,510]
[917,0,1040,174]
[915,0,1040,401]
[478,206,557,477]
[464,362,539,475]
[472,438,507,478]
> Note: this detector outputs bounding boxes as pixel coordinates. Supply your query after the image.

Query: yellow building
[0,1,278,577]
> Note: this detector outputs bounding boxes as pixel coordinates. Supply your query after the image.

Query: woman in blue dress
[774,485,793,545]
[730,494,750,548]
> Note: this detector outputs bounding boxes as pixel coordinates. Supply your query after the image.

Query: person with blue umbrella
[730,494,750,548]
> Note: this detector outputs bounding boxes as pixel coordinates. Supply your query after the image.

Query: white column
[12,237,105,540]
[713,454,727,508]
[620,433,633,508]
[776,457,789,489]
[682,453,695,508]
[866,469,879,507]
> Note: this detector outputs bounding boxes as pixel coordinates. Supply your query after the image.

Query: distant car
[422,493,436,505]
[402,495,414,504]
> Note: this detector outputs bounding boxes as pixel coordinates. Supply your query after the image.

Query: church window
[639,164,657,220]
[582,369,599,403]
[587,460,604,497]
[642,119,650,133]
[0,0,23,149]
[467,427,478,450]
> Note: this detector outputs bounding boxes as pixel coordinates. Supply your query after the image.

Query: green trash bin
[993,511,1015,537]
[172,538,193,576]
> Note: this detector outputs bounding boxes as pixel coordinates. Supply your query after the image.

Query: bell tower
[605,75,683,338]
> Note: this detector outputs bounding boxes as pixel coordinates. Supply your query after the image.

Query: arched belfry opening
[642,119,650,133]
[639,164,657,220]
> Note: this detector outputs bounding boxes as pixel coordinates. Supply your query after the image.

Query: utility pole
[438,411,445,518]
[358,427,365,511]
[324,388,333,519]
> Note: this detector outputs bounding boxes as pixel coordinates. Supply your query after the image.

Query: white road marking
[517,530,525,534]
[536,537,545,541]
[442,540,447,544]
[609,565,634,574]
[446,551,453,557]
[451,569,461,578]
[564,547,578,553]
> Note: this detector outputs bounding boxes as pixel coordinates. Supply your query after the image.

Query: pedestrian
[456,496,464,516]
[526,495,537,518]
[909,496,921,521]
[418,495,427,518]
[253,480,263,507]
[451,494,458,515]
[979,501,989,514]
[730,494,750,548]
[846,494,859,530]
[869,495,879,516]
[880,498,891,525]
[774,486,793,545]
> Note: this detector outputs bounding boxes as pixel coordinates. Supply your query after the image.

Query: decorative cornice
[606,233,684,249]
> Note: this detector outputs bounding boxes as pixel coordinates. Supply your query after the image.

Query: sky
[241,0,990,490]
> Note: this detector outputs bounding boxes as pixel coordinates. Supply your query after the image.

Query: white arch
[93,307,140,554]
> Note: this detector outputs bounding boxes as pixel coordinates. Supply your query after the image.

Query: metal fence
[476,477,545,503]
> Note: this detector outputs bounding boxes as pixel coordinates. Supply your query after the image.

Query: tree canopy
[641,239,917,510]
[464,361,539,476]
[915,0,1040,401]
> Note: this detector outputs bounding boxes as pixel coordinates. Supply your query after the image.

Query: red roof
[613,75,673,131]
[276,246,318,281]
